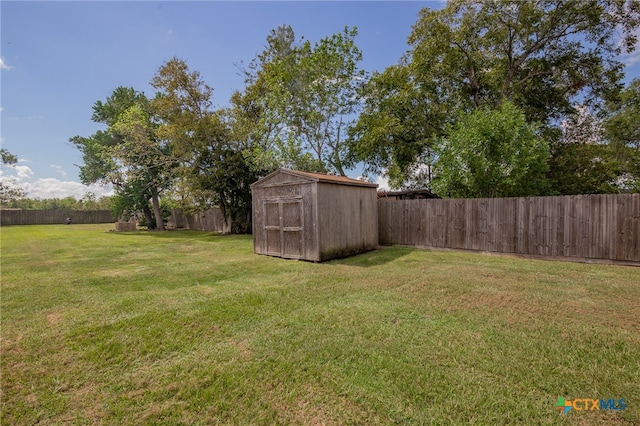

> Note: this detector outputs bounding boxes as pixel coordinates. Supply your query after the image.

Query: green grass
[1,224,639,425]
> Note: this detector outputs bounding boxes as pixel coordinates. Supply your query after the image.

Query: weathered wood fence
[0,209,115,226]
[167,208,229,233]
[378,194,640,264]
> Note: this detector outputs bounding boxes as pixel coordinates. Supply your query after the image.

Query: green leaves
[239,25,365,175]
[70,87,173,229]
[604,78,640,150]
[0,148,25,204]
[150,58,263,233]
[547,143,626,194]
[0,148,17,165]
[348,64,442,187]
[352,0,640,189]
[433,102,550,198]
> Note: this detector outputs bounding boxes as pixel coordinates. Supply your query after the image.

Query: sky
[1,1,639,200]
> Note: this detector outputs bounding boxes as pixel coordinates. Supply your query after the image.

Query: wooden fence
[167,208,229,233]
[378,194,640,264]
[1,207,229,232]
[0,209,115,226]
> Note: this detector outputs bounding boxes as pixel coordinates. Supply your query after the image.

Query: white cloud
[375,174,391,191]
[1,162,113,199]
[0,57,12,70]
[14,165,34,179]
[51,164,68,178]
[20,178,113,200]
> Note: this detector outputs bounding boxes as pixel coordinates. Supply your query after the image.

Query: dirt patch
[228,338,252,358]
[46,311,62,326]
[264,382,371,425]
[0,333,25,355]
[196,285,215,295]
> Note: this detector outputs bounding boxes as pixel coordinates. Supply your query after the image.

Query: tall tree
[151,58,262,233]
[239,25,365,175]
[110,104,174,230]
[232,25,298,172]
[71,87,171,229]
[350,0,640,187]
[348,63,443,188]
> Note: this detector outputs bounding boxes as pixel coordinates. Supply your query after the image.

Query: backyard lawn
[1,224,638,425]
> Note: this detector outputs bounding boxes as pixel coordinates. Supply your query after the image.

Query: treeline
[3,195,113,211]
[64,1,639,232]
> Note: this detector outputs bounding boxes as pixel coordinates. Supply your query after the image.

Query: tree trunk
[142,204,154,229]
[150,186,164,231]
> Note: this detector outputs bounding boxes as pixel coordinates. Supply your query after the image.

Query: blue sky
[1,1,639,199]
[1,1,435,198]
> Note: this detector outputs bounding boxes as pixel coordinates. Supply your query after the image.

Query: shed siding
[316,183,378,261]
[252,169,377,262]
[252,180,319,261]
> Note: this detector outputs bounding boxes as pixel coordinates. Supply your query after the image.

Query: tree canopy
[350,0,640,188]
[432,102,550,198]
[71,6,640,227]
[70,87,172,229]
[237,25,365,175]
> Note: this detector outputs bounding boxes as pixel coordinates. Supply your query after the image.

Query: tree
[150,58,262,233]
[239,25,365,175]
[605,78,640,149]
[547,103,631,194]
[547,143,623,194]
[348,64,443,188]
[71,87,171,229]
[230,26,301,173]
[1,148,17,165]
[432,102,550,198]
[0,148,26,204]
[603,78,640,192]
[350,0,640,187]
[110,104,174,230]
[561,105,604,145]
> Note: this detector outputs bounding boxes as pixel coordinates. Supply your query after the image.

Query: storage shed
[251,169,378,262]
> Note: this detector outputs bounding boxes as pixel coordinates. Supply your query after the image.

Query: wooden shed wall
[316,183,378,261]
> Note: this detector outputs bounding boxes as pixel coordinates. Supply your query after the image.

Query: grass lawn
[1,224,639,425]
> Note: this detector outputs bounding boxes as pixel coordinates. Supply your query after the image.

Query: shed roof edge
[251,168,378,188]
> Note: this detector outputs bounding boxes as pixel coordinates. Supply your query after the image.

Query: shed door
[263,197,304,259]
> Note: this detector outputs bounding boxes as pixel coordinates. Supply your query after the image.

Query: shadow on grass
[327,246,412,267]
[108,229,251,241]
